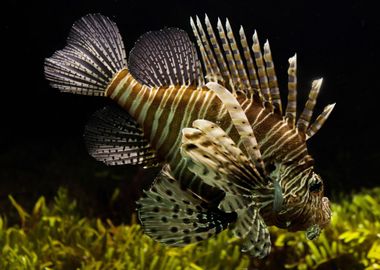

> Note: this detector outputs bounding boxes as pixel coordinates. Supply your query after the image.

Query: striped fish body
[105,68,306,189]
[44,14,335,258]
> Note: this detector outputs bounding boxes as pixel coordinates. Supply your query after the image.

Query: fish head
[265,155,331,238]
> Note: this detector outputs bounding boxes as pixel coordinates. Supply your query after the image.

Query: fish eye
[266,162,276,173]
[309,179,322,193]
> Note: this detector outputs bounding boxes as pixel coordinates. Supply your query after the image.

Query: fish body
[44,14,334,258]
[105,69,304,190]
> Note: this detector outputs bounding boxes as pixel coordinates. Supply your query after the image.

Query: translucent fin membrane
[128,28,203,87]
[137,165,236,246]
[44,14,127,96]
[84,106,159,167]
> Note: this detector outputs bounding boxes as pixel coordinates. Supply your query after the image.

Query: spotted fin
[84,105,160,167]
[137,165,237,246]
[128,28,204,87]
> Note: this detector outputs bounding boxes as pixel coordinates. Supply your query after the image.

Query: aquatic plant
[1,187,379,269]
[0,188,249,270]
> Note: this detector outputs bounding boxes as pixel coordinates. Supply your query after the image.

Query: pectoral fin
[84,105,160,168]
[137,165,236,246]
[239,207,271,258]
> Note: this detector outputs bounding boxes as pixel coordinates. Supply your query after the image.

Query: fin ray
[44,14,127,96]
[239,26,260,98]
[252,32,272,107]
[137,165,236,246]
[263,40,282,113]
[206,82,265,170]
[306,103,336,139]
[84,106,160,167]
[297,78,323,133]
[129,28,203,87]
[239,207,271,258]
[286,54,297,126]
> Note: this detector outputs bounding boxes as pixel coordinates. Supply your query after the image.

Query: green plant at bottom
[0,188,249,270]
[1,187,380,270]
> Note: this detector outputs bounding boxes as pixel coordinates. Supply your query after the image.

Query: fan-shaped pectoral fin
[180,119,267,196]
[206,82,266,173]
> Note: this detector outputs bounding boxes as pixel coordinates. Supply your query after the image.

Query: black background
[1,0,379,218]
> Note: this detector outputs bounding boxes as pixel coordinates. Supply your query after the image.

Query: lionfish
[44,14,335,258]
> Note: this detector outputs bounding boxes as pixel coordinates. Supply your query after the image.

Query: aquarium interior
[2,0,379,269]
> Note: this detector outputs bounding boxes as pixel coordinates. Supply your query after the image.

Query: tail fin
[44,14,127,96]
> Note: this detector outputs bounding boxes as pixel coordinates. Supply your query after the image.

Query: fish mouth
[305,197,331,240]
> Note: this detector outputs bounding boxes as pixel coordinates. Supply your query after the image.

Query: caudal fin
[44,14,127,96]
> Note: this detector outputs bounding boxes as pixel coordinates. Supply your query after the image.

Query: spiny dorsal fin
[297,78,323,133]
[190,15,283,112]
[225,20,251,92]
[286,54,298,127]
[283,54,335,139]
[295,78,335,140]
[190,15,335,136]
[205,15,231,83]
[306,103,336,140]
[239,26,261,97]
[216,18,243,95]
[84,105,160,168]
[194,16,223,82]
[263,40,282,114]
[252,31,272,108]
[128,28,203,87]
[137,165,236,246]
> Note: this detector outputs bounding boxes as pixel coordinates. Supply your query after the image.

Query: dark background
[1,0,379,220]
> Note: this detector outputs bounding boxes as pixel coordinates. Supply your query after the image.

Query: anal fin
[84,105,160,168]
